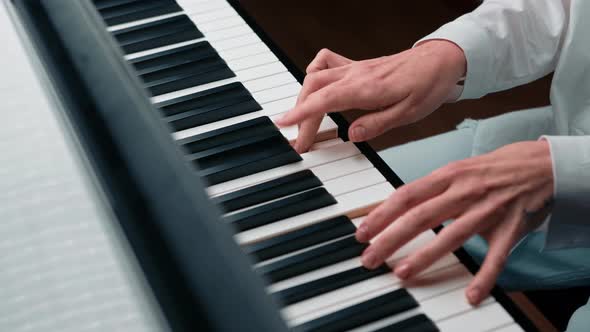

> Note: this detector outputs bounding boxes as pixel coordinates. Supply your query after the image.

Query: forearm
[417,0,568,100]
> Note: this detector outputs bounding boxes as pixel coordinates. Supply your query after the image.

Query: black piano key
[157,82,254,117]
[224,187,337,232]
[242,215,355,262]
[156,83,262,130]
[255,235,367,283]
[113,15,203,54]
[94,0,139,10]
[291,289,419,332]
[188,129,281,163]
[97,0,182,26]
[199,147,302,186]
[142,55,224,84]
[131,42,217,75]
[372,314,440,332]
[167,99,262,131]
[148,64,235,96]
[179,117,276,154]
[274,265,391,306]
[213,170,322,213]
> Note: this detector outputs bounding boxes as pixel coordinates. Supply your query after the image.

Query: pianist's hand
[356,140,554,306]
[275,40,466,153]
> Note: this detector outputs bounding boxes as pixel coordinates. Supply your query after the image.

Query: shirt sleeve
[415,0,569,100]
[541,135,590,249]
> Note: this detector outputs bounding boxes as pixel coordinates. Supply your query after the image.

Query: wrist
[417,39,467,82]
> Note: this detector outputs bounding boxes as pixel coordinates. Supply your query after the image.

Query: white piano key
[308,137,345,151]
[243,71,295,92]
[492,324,525,332]
[324,168,386,196]
[437,302,515,332]
[285,258,461,325]
[188,7,236,25]
[226,52,278,71]
[312,155,374,183]
[178,0,229,15]
[253,81,301,104]
[208,141,362,196]
[219,42,271,61]
[209,33,260,51]
[202,24,252,42]
[239,62,290,84]
[272,112,338,144]
[268,230,436,294]
[236,182,394,245]
[418,287,495,322]
[126,38,206,60]
[258,96,297,116]
[196,16,244,33]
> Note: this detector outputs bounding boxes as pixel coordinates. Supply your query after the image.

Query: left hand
[355,140,554,305]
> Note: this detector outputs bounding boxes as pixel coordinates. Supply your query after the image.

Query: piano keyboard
[90,0,526,331]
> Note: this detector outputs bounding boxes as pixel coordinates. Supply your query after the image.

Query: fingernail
[275,113,290,126]
[351,126,366,141]
[395,263,411,279]
[356,224,370,243]
[467,287,481,305]
[361,248,378,269]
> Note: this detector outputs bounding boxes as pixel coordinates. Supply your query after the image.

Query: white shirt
[419,0,590,249]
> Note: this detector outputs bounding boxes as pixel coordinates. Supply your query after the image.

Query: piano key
[196,135,301,185]
[356,314,439,332]
[436,303,514,332]
[224,187,337,232]
[224,52,278,71]
[178,116,275,152]
[236,182,393,245]
[188,128,281,164]
[268,230,436,294]
[163,98,260,131]
[151,60,289,104]
[131,41,218,75]
[196,16,244,33]
[179,0,229,15]
[219,42,271,61]
[113,15,203,54]
[207,141,363,196]
[283,256,461,323]
[417,287,494,323]
[255,235,366,283]
[274,264,391,306]
[243,215,355,262]
[157,81,254,114]
[493,324,524,332]
[291,289,419,332]
[97,0,182,26]
[213,170,322,213]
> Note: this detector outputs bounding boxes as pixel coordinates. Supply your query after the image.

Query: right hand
[275,40,467,153]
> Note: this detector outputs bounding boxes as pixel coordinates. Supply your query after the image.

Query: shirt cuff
[541,135,590,250]
[414,16,494,100]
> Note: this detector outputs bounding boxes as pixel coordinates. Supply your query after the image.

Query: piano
[0,0,541,331]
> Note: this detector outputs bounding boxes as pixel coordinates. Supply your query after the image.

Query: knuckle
[318,48,332,58]
[395,186,415,209]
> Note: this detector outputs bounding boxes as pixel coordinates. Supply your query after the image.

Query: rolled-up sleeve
[415,0,568,100]
[542,135,590,249]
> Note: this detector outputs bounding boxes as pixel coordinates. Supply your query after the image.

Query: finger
[348,95,413,142]
[356,170,452,243]
[395,200,503,279]
[294,116,323,153]
[296,67,347,106]
[466,213,519,305]
[277,82,355,126]
[307,48,353,74]
[360,188,468,270]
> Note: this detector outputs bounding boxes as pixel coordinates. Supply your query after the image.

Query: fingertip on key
[355,223,370,243]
